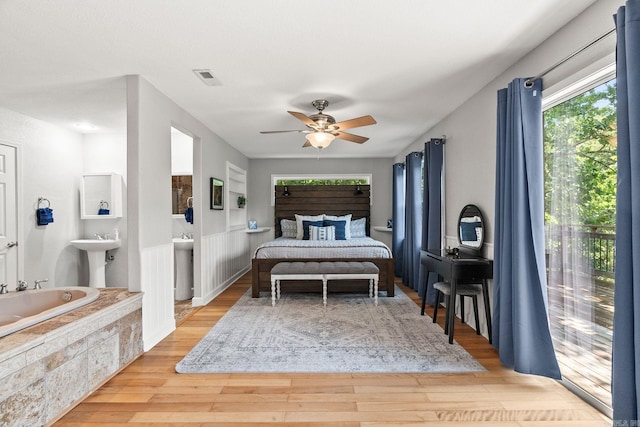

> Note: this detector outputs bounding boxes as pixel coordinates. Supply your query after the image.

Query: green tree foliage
[276,179,368,185]
[543,79,617,227]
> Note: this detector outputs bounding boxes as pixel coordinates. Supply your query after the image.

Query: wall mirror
[80,173,123,219]
[458,204,485,254]
[171,175,192,215]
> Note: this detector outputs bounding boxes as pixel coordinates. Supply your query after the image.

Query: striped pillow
[308,225,336,241]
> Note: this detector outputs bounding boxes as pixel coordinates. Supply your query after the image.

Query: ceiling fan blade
[333,115,377,131]
[260,130,305,134]
[335,131,369,144]
[302,141,312,148]
[288,111,318,128]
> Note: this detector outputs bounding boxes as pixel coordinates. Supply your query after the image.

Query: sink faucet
[16,280,28,291]
[0,284,7,294]
[181,232,193,239]
[94,233,108,240]
[34,278,48,289]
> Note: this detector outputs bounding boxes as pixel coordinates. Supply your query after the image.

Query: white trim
[270,173,372,206]
[542,63,616,110]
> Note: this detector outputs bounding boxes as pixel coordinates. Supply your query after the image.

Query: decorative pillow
[280,218,297,238]
[323,219,347,240]
[323,214,352,239]
[350,217,367,238]
[295,214,324,239]
[309,225,336,241]
[460,222,481,242]
[302,220,325,240]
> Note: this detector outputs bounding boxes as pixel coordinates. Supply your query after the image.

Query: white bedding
[254,237,392,259]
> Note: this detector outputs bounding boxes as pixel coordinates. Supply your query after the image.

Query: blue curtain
[392,163,406,277]
[402,152,423,290]
[493,77,561,379]
[421,141,444,303]
[612,1,640,421]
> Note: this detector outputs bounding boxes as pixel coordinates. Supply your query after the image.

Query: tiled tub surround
[0,288,143,426]
[0,287,100,338]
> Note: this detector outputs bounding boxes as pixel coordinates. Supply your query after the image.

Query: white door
[0,144,18,287]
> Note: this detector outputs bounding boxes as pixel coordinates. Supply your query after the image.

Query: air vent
[193,69,221,86]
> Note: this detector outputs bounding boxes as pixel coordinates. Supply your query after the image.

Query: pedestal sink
[173,238,193,300]
[71,239,121,288]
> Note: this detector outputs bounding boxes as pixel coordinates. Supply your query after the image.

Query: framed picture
[210,177,224,210]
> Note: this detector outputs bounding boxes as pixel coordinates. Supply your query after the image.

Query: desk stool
[432,281,492,344]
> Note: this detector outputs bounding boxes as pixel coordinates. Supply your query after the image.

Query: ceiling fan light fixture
[305,131,335,149]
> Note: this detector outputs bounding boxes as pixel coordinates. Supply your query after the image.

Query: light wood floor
[55,272,611,426]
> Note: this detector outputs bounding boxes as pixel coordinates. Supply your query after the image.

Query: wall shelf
[245,227,271,234]
[226,162,247,231]
[373,226,393,233]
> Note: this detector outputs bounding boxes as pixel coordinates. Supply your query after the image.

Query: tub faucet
[16,280,28,291]
[0,284,7,294]
[34,278,48,289]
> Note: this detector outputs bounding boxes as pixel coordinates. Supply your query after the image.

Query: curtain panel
[402,152,424,290]
[612,0,640,422]
[392,163,406,277]
[422,141,444,304]
[493,77,561,379]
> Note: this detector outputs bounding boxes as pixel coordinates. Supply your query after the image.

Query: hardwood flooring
[55,272,611,426]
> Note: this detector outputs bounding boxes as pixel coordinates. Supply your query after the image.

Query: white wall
[126,75,249,350]
[82,133,128,287]
[247,157,394,248]
[0,107,83,288]
[395,0,619,254]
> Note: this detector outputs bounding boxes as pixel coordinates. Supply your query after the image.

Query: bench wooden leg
[271,279,277,307]
[374,277,379,306]
[322,278,327,307]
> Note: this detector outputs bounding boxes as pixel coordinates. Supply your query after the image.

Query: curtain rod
[524,27,615,88]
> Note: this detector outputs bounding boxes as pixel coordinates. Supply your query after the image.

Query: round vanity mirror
[458,204,485,254]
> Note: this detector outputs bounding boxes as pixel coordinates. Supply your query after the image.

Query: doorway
[171,127,194,321]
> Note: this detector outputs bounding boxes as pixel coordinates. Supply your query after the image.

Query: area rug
[175,286,485,374]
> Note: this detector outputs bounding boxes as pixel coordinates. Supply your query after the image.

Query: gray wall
[247,157,394,247]
[395,0,619,256]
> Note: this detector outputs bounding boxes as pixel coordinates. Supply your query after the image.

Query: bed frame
[251,184,395,298]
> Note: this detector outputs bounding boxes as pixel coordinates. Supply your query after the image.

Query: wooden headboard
[274,184,371,237]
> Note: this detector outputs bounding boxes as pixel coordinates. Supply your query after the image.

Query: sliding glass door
[543,76,617,411]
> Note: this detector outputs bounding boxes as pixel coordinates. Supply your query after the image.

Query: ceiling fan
[260,99,377,149]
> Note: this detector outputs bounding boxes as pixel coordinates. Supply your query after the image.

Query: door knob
[6,241,17,248]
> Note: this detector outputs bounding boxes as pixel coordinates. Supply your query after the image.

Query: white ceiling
[0,0,597,159]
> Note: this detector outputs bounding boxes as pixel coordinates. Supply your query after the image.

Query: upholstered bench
[270,261,380,307]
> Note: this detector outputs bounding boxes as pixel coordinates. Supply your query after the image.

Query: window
[270,174,371,206]
[543,71,616,413]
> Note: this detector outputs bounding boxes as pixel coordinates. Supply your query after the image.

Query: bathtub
[0,287,100,338]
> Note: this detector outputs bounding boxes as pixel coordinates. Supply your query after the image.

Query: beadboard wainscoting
[194,229,252,306]
[140,243,175,351]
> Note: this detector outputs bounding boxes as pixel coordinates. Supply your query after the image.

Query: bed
[251,184,395,298]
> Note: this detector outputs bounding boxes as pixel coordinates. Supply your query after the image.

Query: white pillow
[323,214,352,239]
[295,214,324,240]
[350,217,367,238]
[280,218,297,238]
[309,225,336,241]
